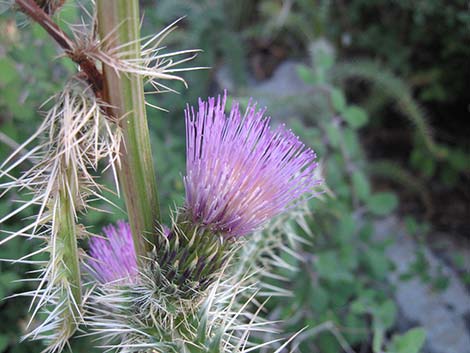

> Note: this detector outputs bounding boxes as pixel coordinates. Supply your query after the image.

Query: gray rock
[248,61,314,121]
[376,217,470,353]
[215,60,315,121]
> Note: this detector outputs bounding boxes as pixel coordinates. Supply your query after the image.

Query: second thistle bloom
[88,221,138,284]
[184,93,320,237]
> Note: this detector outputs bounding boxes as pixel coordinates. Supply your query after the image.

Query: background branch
[15,0,103,96]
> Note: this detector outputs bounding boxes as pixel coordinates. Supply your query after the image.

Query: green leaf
[365,248,390,279]
[367,192,398,216]
[56,2,79,31]
[31,22,48,39]
[359,222,374,241]
[325,155,343,186]
[0,272,21,298]
[317,332,341,353]
[404,216,419,235]
[0,335,8,352]
[315,251,353,282]
[432,273,450,292]
[389,328,426,353]
[421,157,436,177]
[0,58,18,85]
[351,300,366,314]
[343,106,368,128]
[196,309,207,343]
[208,330,223,353]
[325,123,341,148]
[351,289,381,315]
[373,300,397,329]
[463,273,470,286]
[440,167,458,187]
[344,313,368,345]
[447,148,470,171]
[410,148,435,177]
[295,275,312,305]
[340,246,358,270]
[310,286,329,312]
[316,49,334,70]
[453,253,466,268]
[343,127,362,158]
[352,170,371,201]
[336,214,355,243]
[296,64,316,84]
[331,88,346,113]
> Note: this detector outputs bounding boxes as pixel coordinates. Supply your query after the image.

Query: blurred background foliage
[0,0,469,352]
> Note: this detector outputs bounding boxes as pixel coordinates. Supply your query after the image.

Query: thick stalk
[96,0,160,261]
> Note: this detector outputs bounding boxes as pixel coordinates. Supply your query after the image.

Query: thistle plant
[1,1,321,352]
[0,81,122,351]
[84,94,321,352]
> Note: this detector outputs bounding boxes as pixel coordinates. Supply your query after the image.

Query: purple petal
[184,92,320,237]
[88,221,138,283]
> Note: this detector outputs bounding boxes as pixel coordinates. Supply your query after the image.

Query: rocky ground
[377,217,470,353]
[216,60,470,353]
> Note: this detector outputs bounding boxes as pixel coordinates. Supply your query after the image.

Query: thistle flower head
[184,93,320,237]
[88,221,138,284]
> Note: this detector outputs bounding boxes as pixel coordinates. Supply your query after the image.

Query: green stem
[96,0,161,261]
[46,167,82,347]
[57,179,81,329]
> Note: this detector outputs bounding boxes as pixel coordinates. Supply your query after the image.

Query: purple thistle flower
[184,93,320,237]
[88,221,138,283]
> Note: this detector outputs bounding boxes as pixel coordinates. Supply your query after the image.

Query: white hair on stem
[64,10,205,111]
[0,79,122,352]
